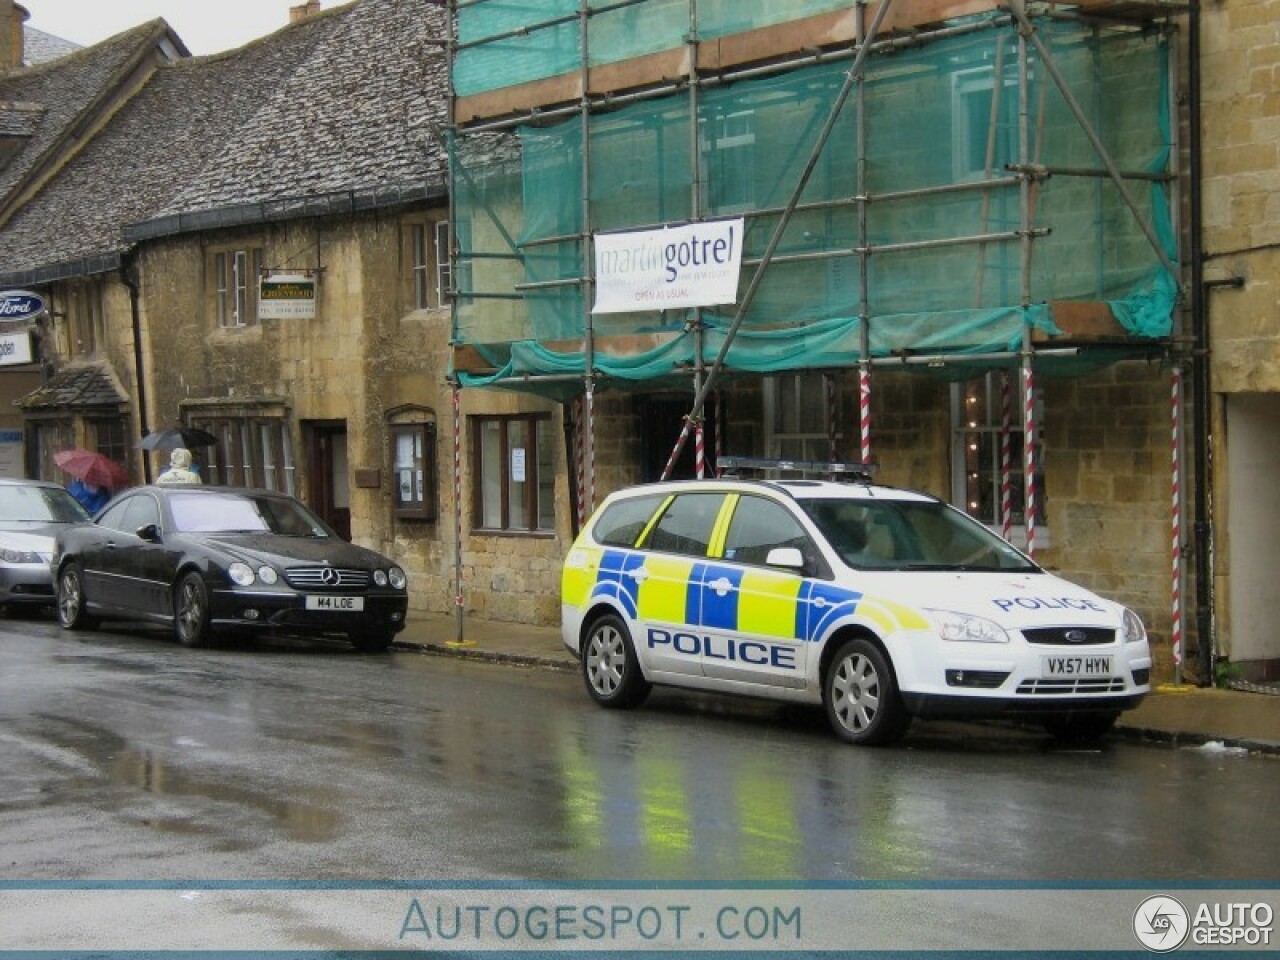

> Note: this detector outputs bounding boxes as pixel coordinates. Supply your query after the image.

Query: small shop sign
[0,329,34,366]
[259,274,316,320]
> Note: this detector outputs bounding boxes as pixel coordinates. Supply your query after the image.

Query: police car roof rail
[716,456,877,483]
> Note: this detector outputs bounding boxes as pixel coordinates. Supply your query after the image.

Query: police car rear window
[593,493,666,548]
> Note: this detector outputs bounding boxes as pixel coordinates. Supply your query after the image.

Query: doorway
[1225,393,1280,679]
[305,421,350,540]
[637,393,719,483]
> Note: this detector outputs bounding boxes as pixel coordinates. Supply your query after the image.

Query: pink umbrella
[53,449,129,490]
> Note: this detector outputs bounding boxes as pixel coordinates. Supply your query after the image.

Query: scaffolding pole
[1170,365,1185,682]
[1017,2,1039,559]
[660,0,896,480]
[579,0,597,516]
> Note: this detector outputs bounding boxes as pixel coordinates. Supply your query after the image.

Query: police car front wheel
[582,613,652,709]
[824,637,911,746]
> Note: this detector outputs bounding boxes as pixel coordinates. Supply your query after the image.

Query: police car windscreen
[799,498,1036,572]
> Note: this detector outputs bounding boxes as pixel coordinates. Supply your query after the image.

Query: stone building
[1198,0,1280,682]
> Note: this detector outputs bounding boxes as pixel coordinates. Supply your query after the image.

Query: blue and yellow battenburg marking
[565,545,928,643]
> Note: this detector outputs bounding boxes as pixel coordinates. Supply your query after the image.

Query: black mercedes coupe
[53,486,408,651]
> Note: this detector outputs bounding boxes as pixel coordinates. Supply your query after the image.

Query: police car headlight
[1122,607,1147,644]
[228,562,255,586]
[927,609,1010,644]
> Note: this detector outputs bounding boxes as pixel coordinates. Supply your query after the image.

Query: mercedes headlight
[388,567,407,590]
[927,609,1010,644]
[228,562,256,586]
[257,566,279,585]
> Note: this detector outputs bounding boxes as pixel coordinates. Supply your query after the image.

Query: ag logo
[1133,895,1190,952]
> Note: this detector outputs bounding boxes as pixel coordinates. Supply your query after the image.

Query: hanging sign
[0,330,34,366]
[0,289,46,321]
[258,274,316,320]
[592,218,744,315]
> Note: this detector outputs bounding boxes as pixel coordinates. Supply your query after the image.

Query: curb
[1111,723,1280,756]
[396,639,578,673]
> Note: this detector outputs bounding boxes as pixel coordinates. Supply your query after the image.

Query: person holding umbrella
[53,448,129,513]
[156,447,202,485]
[67,477,111,513]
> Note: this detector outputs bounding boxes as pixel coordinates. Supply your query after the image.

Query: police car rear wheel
[582,614,651,709]
[824,637,910,746]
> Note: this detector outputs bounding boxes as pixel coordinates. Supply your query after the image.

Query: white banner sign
[593,218,744,315]
[0,330,33,366]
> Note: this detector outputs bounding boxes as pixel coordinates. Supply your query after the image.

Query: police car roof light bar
[717,456,877,481]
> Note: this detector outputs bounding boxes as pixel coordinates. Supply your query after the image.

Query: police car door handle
[709,576,734,597]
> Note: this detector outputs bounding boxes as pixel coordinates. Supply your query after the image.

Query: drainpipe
[1187,0,1215,687]
[120,252,152,482]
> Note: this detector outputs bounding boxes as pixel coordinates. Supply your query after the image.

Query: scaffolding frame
[445,0,1188,657]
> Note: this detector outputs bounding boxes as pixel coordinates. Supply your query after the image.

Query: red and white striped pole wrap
[573,395,586,529]
[1022,364,1037,559]
[659,418,690,482]
[1000,371,1013,541]
[1171,367,1184,668]
[714,391,724,477]
[859,365,871,465]
[585,383,597,516]
[452,382,463,610]
[694,406,706,479]
[826,374,838,463]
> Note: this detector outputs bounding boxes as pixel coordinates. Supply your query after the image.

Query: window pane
[644,493,723,556]
[480,420,503,528]
[537,418,555,530]
[215,252,229,326]
[507,420,529,530]
[434,220,452,305]
[260,424,277,491]
[594,493,665,547]
[723,496,808,566]
[395,431,419,505]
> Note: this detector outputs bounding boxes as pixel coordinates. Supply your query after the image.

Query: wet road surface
[1,615,1275,882]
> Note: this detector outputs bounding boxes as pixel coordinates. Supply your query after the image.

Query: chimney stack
[0,1,28,72]
[289,1,322,24]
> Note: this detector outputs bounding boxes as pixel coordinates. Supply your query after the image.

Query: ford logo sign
[0,290,46,320]
[1065,629,1088,644]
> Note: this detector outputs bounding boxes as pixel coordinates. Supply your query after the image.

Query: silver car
[0,478,91,615]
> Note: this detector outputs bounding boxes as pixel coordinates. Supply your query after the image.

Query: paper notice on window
[511,447,526,483]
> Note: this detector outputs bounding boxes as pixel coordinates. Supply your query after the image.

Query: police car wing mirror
[765,547,805,570]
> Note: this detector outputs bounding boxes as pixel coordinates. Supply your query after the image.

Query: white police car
[561,458,1151,745]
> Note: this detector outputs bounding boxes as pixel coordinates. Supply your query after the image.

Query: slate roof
[0,0,451,285]
[0,21,177,209]
[16,363,127,410]
[23,27,82,66]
